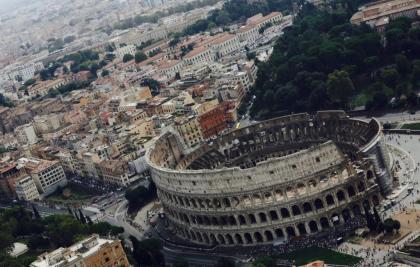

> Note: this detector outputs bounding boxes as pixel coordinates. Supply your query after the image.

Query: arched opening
[179,198,184,206]
[222,198,231,208]
[270,210,279,221]
[235,234,243,244]
[203,216,211,225]
[367,170,374,179]
[238,215,246,225]
[190,199,197,208]
[203,233,210,244]
[259,212,267,223]
[228,215,237,225]
[249,214,257,224]
[226,234,234,245]
[337,190,346,202]
[196,216,203,225]
[309,220,318,233]
[297,183,306,195]
[297,223,307,235]
[358,181,366,192]
[231,197,240,207]
[185,230,191,239]
[308,179,317,189]
[244,233,252,244]
[315,199,324,210]
[205,199,212,208]
[196,232,203,242]
[292,205,301,216]
[184,214,190,224]
[220,216,228,225]
[264,230,274,241]
[280,208,290,218]
[211,217,218,225]
[264,192,272,202]
[275,228,284,238]
[286,226,296,237]
[286,186,295,198]
[372,195,380,206]
[252,194,262,205]
[198,199,205,208]
[190,231,196,240]
[326,194,335,206]
[185,198,190,207]
[217,234,226,244]
[342,209,351,222]
[213,198,222,208]
[242,196,251,206]
[210,234,217,245]
[331,213,340,226]
[363,199,370,210]
[303,202,313,213]
[254,232,263,243]
[347,185,356,197]
[320,217,330,229]
[352,204,361,216]
[274,189,284,201]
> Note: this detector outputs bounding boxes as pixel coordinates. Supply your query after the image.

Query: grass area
[351,92,371,108]
[348,235,363,244]
[401,123,420,130]
[46,183,100,204]
[276,247,362,266]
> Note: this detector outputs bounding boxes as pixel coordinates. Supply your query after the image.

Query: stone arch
[179,198,185,206]
[196,216,203,225]
[203,216,211,225]
[308,179,317,189]
[205,199,212,208]
[280,207,291,218]
[244,233,252,244]
[269,210,279,220]
[363,199,370,210]
[314,198,324,210]
[254,232,263,243]
[210,234,217,244]
[275,228,284,238]
[238,215,246,225]
[222,198,231,208]
[292,205,301,216]
[217,234,226,245]
[249,214,257,224]
[297,223,307,235]
[226,234,234,245]
[198,199,205,208]
[367,169,374,180]
[286,226,296,237]
[190,231,196,240]
[203,233,210,244]
[326,194,335,206]
[358,181,366,192]
[309,220,318,233]
[190,198,197,208]
[319,175,329,187]
[252,193,262,205]
[196,232,203,242]
[342,208,351,222]
[235,233,243,244]
[297,183,306,195]
[336,190,346,202]
[347,185,356,197]
[213,199,221,208]
[211,217,218,226]
[184,198,191,207]
[264,192,273,202]
[274,189,284,201]
[303,202,313,213]
[259,212,267,223]
[320,217,330,229]
[242,195,251,206]
[286,186,295,198]
[231,197,240,207]
[228,215,237,225]
[372,194,380,206]
[352,204,361,216]
[264,230,274,241]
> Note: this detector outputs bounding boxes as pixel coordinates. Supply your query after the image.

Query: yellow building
[174,115,204,147]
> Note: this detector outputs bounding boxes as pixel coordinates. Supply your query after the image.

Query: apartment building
[198,105,228,139]
[113,44,136,59]
[30,235,129,267]
[15,176,40,201]
[20,157,67,196]
[27,78,66,97]
[350,0,420,30]
[183,46,215,66]
[174,115,204,147]
[237,12,284,43]
[15,123,38,145]
[207,33,242,58]
[98,160,130,186]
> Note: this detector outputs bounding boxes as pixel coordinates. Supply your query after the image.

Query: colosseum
[146,111,394,246]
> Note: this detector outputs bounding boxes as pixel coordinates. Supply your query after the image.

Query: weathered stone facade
[146,111,392,246]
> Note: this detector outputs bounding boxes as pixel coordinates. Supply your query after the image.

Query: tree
[253,256,276,267]
[380,67,399,88]
[40,69,50,80]
[86,216,93,225]
[326,70,355,107]
[216,257,235,267]
[101,69,110,77]
[24,79,36,86]
[383,218,395,234]
[123,54,134,63]
[135,52,148,63]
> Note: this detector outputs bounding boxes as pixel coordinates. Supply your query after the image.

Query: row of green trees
[250,2,420,119]
[0,206,124,266]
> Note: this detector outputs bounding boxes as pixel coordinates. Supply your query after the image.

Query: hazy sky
[0,0,33,13]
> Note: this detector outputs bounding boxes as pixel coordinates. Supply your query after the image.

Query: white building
[15,176,40,201]
[208,33,242,58]
[19,158,68,196]
[183,46,215,66]
[0,62,44,82]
